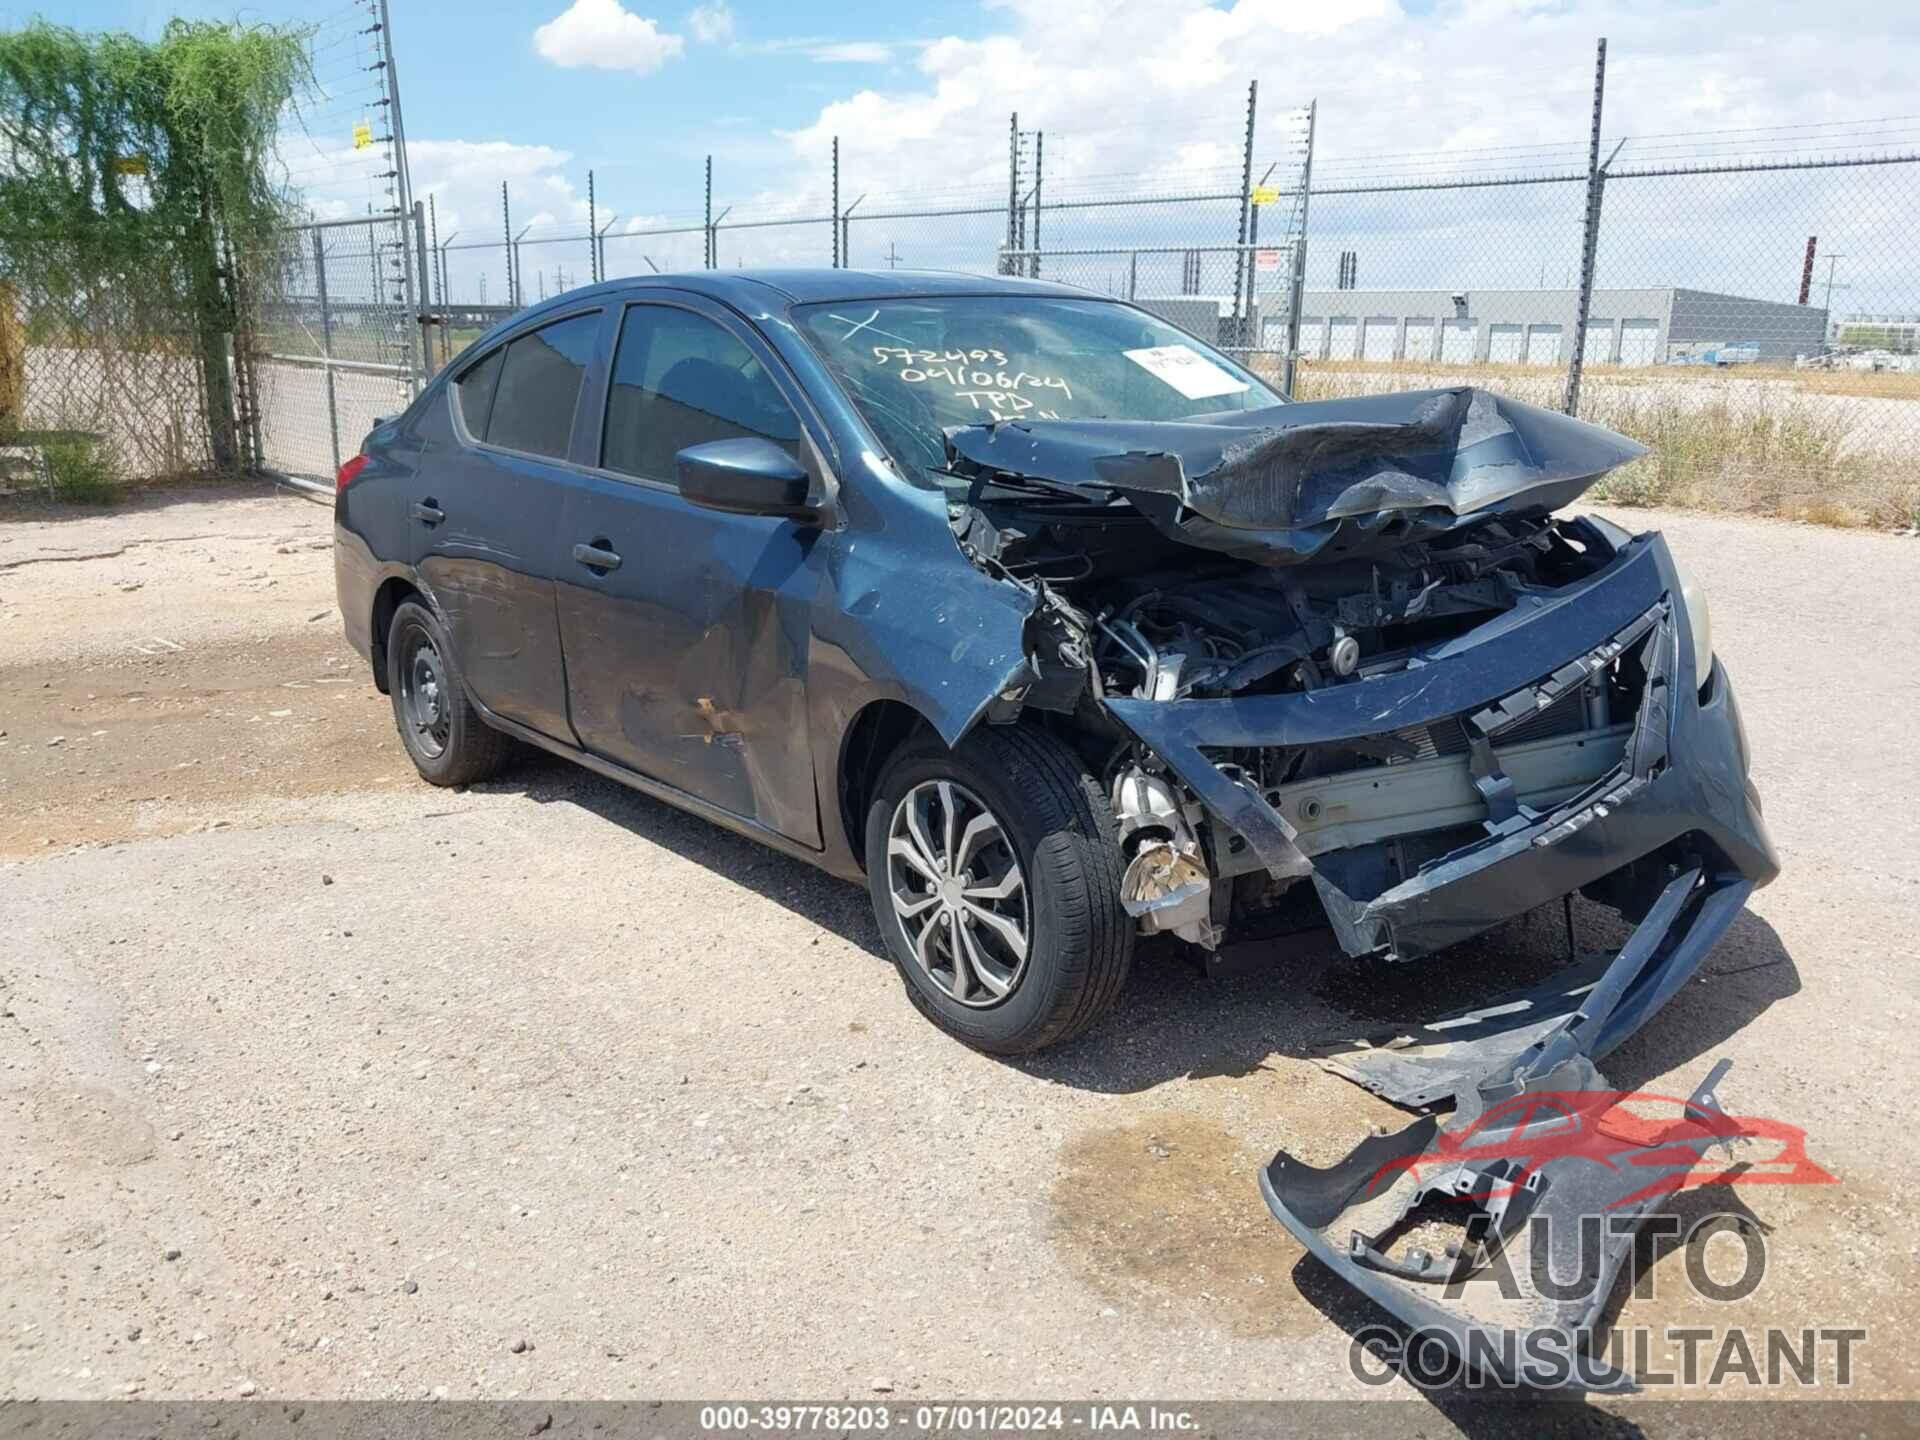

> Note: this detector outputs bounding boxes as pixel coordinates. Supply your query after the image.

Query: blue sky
[23,0,987,196]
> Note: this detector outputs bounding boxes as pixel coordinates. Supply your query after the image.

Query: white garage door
[1327,318,1359,360]
[1525,324,1563,366]
[1297,317,1326,357]
[1618,319,1661,366]
[1362,317,1398,361]
[1440,319,1476,363]
[1403,320,1435,362]
[1582,320,1615,364]
[1487,324,1524,363]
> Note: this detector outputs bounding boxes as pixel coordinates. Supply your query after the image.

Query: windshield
[793,295,1284,484]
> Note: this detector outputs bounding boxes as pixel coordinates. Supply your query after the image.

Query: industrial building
[1288,287,1830,367]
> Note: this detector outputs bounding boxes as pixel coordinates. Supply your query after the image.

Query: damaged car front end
[910,372,1778,1381]
[927,386,1773,1005]
[786,284,1780,1383]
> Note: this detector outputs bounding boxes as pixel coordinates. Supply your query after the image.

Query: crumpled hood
[942,386,1649,565]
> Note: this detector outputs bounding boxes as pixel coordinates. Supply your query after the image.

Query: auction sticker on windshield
[1123,343,1250,400]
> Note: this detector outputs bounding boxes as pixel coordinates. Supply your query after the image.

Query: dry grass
[1280,358,1920,531]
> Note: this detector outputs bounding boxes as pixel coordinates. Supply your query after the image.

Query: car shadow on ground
[501,750,1798,1109]
[1023,898,1799,1100]
[499,755,889,957]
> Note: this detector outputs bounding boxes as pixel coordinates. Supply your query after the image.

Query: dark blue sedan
[334,268,1774,1060]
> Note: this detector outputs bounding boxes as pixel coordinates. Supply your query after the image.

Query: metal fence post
[588,170,598,283]
[1565,38,1609,416]
[831,137,840,268]
[1031,131,1044,277]
[840,194,864,270]
[704,156,714,269]
[412,200,432,383]
[596,212,617,286]
[313,228,342,476]
[501,182,514,308]
[1231,79,1258,349]
[1282,99,1316,397]
[375,0,414,224]
[1005,112,1018,275]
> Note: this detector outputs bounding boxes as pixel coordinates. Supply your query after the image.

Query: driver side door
[553,294,825,847]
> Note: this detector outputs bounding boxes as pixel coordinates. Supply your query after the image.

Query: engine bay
[951,487,1642,955]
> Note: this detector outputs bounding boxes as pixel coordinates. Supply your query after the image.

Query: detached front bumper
[1102,529,1777,968]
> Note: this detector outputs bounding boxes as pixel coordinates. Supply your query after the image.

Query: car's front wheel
[386,599,514,786]
[865,726,1133,1055]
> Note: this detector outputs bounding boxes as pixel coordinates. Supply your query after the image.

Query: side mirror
[675,438,816,520]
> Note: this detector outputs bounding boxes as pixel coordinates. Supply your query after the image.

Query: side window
[602,304,801,484]
[484,310,601,459]
[453,347,502,437]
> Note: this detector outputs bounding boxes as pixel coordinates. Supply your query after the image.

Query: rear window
[483,311,601,459]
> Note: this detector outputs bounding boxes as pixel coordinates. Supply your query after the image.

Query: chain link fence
[250,213,423,484]
[0,267,214,498]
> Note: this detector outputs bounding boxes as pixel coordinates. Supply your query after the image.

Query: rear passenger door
[417,307,605,740]
[553,294,824,847]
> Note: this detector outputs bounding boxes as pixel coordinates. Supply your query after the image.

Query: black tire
[865,725,1133,1055]
[385,599,514,787]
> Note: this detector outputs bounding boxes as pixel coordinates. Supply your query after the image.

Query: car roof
[506,268,1098,325]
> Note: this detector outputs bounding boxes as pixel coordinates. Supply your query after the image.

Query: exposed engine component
[1328,631,1360,677]
[1112,766,1218,949]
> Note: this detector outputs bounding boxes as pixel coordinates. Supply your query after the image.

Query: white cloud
[807,42,893,64]
[533,0,685,74]
[401,140,600,300]
[746,35,906,64]
[688,1,735,45]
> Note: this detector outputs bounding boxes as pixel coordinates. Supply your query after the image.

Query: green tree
[0,19,310,468]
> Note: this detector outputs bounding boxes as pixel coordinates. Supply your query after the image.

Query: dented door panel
[554,472,823,847]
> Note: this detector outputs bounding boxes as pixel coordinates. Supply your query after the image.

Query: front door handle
[411,500,445,525]
[572,541,622,573]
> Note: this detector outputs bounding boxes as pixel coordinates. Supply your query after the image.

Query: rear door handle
[411,500,445,525]
[572,541,622,573]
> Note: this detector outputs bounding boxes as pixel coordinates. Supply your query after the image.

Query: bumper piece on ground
[1260,1054,1744,1391]
[1314,864,1753,1109]
[1260,868,1766,1390]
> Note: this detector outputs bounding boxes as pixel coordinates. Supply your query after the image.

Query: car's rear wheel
[386,599,513,786]
[865,725,1132,1054]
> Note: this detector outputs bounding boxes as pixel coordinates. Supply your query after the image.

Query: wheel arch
[369,575,428,693]
[837,697,936,873]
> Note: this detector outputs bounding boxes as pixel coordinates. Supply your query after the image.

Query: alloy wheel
[885,780,1030,1008]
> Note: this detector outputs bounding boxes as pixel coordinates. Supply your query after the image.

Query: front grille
[1391,716,1471,761]
[1391,671,1600,762]
[1488,683,1592,745]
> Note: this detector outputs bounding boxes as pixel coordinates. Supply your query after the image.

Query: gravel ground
[1,484,1917,1419]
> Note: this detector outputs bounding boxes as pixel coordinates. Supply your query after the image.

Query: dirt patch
[1049,1117,1322,1338]
[27,1084,156,1168]
[0,628,406,856]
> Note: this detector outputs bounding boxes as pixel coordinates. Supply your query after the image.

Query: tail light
[335,453,369,492]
